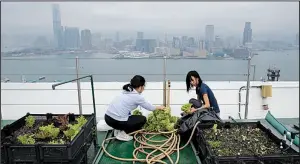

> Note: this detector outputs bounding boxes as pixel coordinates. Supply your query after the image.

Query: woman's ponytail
[123,83,133,92]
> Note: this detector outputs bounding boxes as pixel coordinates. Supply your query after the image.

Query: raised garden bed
[193,121,300,164]
[1,113,97,164]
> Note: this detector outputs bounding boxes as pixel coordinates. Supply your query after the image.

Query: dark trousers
[105,114,147,134]
[189,98,202,108]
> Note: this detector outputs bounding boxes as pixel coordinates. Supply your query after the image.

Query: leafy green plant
[208,141,221,148]
[76,115,87,127]
[25,115,35,128]
[63,116,87,141]
[49,139,65,144]
[132,109,142,115]
[63,124,79,140]
[212,124,218,133]
[35,123,60,139]
[181,103,192,114]
[17,134,35,144]
[144,107,179,132]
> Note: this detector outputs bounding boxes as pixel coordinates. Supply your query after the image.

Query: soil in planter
[202,124,290,157]
[2,115,87,145]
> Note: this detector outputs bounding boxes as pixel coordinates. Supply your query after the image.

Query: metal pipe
[52,75,99,149]
[76,57,83,115]
[251,64,256,81]
[238,86,246,119]
[238,85,261,119]
[245,54,252,119]
[163,56,167,106]
[52,75,91,89]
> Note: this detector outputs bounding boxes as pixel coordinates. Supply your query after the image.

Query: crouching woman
[105,75,165,141]
[186,71,220,117]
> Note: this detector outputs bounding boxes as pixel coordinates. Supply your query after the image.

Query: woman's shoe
[116,131,133,141]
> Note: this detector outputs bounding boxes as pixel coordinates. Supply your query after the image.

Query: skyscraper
[52,4,64,49]
[205,25,214,52]
[81,29,92,50]
[64,27,80,49]
[205,25,214,42]
[243,22,252,46]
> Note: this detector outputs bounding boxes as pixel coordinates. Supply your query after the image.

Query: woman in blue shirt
[105,75,165,141]
[185,70,220,117]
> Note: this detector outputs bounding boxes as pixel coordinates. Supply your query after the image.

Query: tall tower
[52,4,64,49]
[205,25,214,52]
[243,22,252,46]
[81,29,92,50]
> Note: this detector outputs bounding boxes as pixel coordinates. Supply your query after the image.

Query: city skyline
[1,2,299,41]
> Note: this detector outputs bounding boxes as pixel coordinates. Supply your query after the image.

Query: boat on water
[112,51,150,59]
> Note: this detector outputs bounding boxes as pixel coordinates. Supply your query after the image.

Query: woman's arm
[137,96,164,111]
[201,94,211,108]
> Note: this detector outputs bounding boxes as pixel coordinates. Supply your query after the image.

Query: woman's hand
[156,106,166,110]
[190,107,197,113]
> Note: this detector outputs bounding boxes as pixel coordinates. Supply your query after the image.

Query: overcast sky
[1,2,299,40]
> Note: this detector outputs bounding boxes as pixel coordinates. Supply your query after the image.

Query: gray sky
[1,2,299,40]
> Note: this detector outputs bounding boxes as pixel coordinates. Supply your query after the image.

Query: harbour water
[1,50,298,82]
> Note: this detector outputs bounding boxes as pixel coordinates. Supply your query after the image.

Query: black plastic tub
[1,113,97,164]
[192,121,300,164]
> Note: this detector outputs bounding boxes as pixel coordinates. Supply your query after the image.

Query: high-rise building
[52,4,64,49]
[64,27,80,49]
[172,37,181,49]
[137,32,144,39]
[205,25,214,42]
[199,40,205,50]
[81,29,92,50]
[243,22,252,46]
[214,36,223,48]
[136,39,157,53]
[205,25,214,52]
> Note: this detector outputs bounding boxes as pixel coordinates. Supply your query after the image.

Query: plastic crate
[193,121,300,164]
[1,113,96,164]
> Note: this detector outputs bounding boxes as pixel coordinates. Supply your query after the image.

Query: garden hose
[101,121,201,164]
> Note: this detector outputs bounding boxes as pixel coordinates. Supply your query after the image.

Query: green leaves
[25,115,35,128]
[18,115,88,145]
[17,134,36,144]
[35,124,60,139]
[181,103,192,114]
[63,115,87,141]
[144,107,178,132]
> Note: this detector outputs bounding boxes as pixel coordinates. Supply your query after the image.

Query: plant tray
[1,113,97,164]
[192,121,300,164]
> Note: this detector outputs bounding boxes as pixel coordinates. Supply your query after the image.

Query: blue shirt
[196,83,220,113]
[105,89,156,121]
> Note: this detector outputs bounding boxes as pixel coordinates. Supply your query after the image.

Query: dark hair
[123,75,146,92]
[186,70,202,92]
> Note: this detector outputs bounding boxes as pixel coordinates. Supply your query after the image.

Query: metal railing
[1,57,250,82]
[1,55,254,119]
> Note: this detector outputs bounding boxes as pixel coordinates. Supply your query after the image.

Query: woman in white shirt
[105,75,165,141]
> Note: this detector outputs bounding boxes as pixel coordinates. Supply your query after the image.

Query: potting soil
[203,124,282,157]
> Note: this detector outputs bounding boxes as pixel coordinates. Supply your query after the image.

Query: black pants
[189,98,202,108]
[105,114,147,134]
